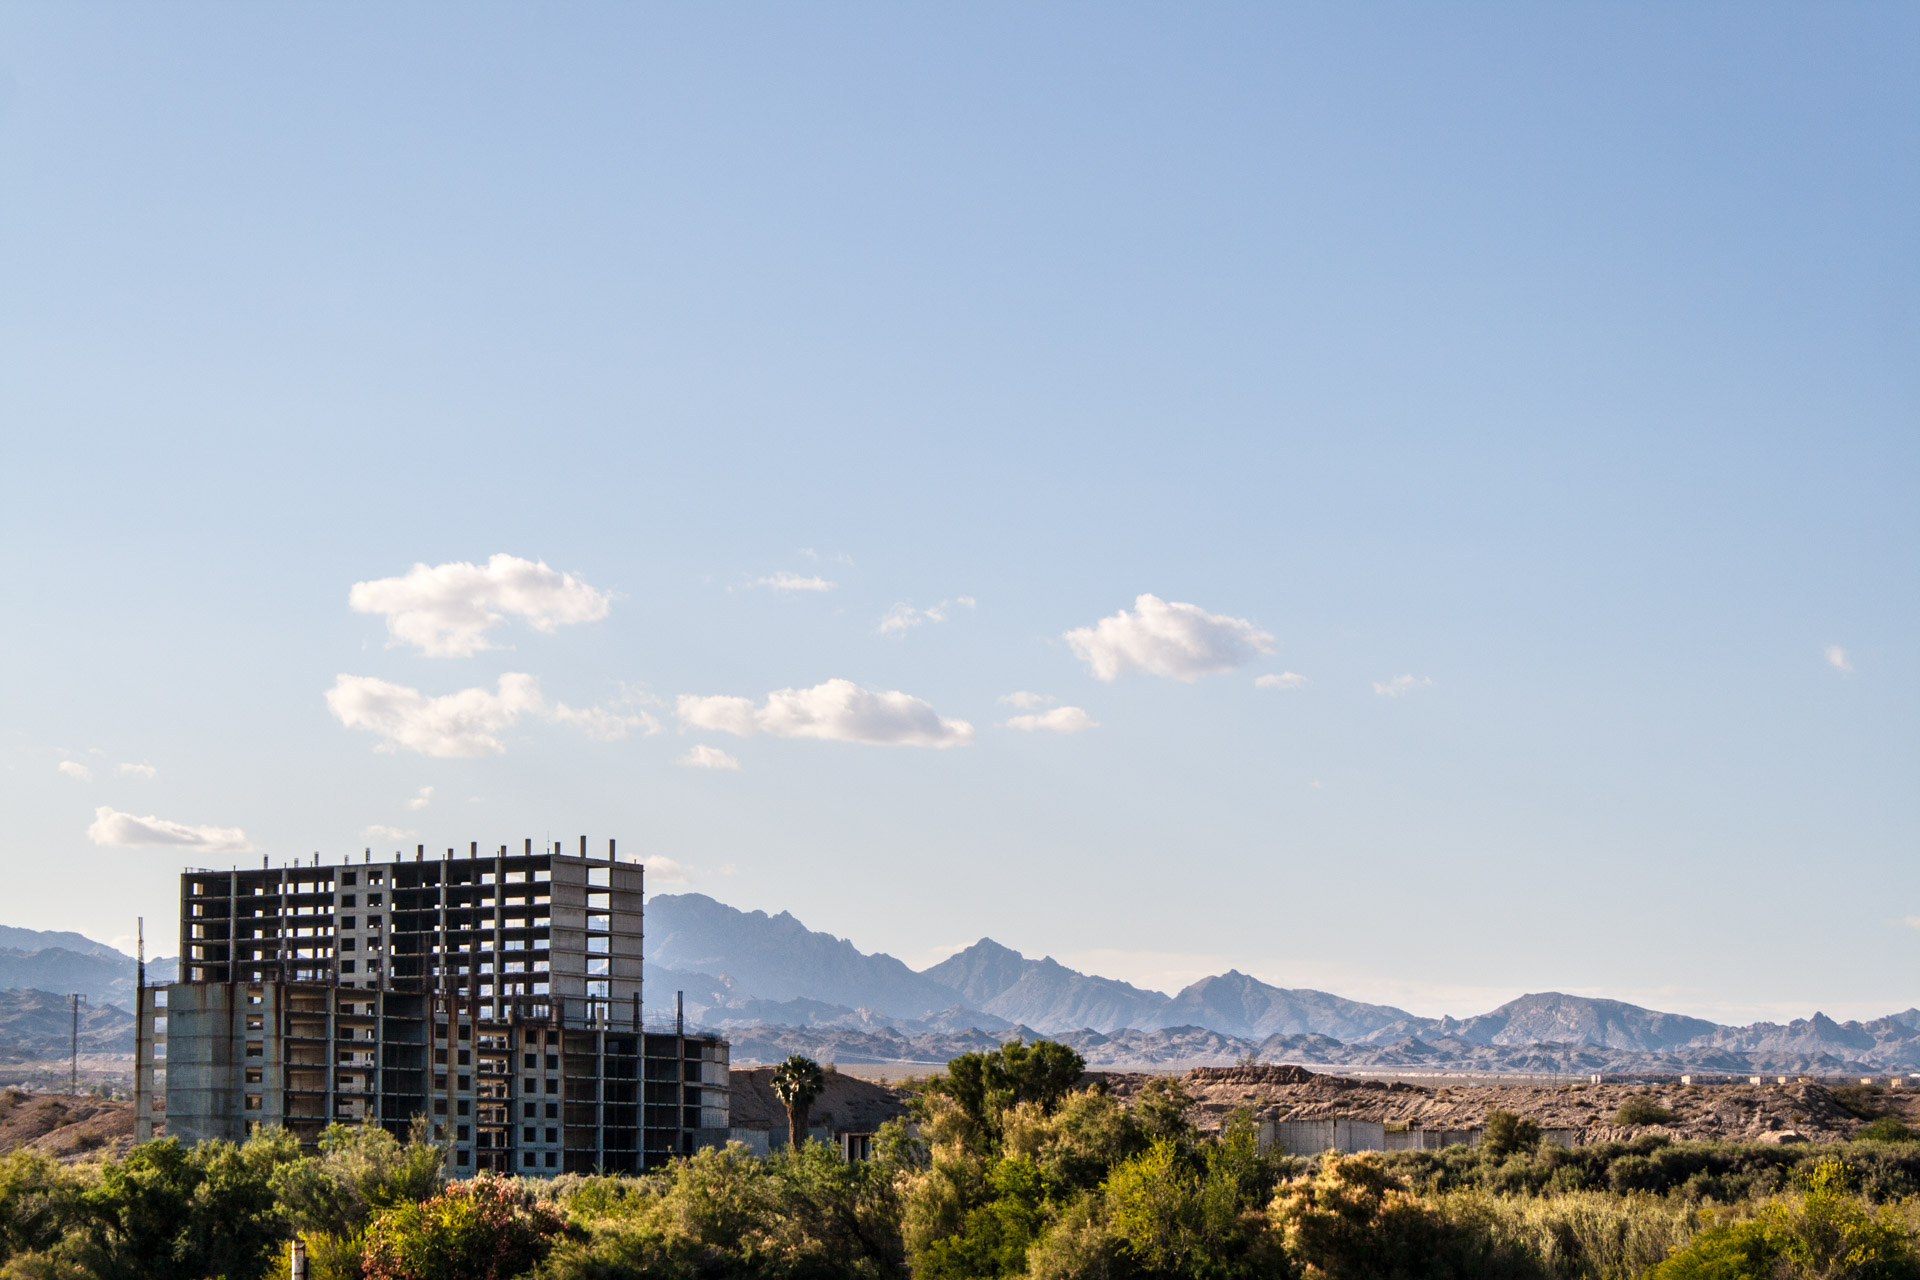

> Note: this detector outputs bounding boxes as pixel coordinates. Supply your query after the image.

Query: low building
[725,1065,911,1157]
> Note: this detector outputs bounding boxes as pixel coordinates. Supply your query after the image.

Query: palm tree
[769,1054,826,1149]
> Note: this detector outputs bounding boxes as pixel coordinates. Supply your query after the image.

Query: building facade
[134,838,728,1174]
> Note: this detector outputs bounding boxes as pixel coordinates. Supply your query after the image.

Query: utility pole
[69,993,87,1094]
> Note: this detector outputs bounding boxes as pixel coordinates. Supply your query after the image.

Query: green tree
[72,1127,302,1280]
[771,1055,828,1149]
[1129,1078,1195,1146]
[938,1040,1089,1142]
[0,1151,78,1266]
[1481,1111,1542,1159]
[272,1118,445,1238]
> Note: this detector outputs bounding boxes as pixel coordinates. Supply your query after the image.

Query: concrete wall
[1258,1119,1581,1156]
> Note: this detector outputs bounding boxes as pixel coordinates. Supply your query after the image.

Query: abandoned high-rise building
[133,838,729,1174]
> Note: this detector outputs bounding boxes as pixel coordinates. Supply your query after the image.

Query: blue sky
[2,4,1915,1023]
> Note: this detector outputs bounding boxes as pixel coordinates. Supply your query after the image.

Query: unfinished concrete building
[134,838,729,1174]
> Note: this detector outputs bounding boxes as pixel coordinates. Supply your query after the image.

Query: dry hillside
[0,1089,135,1163]
[1109,1064,1920,1144]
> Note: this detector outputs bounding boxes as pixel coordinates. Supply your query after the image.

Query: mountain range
[0,900,1913,1074]
[642,894,1920,1072]
[0,927,176,1009]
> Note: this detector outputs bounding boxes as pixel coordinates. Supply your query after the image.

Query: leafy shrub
[1484,1111,1543,1159]
[1458,1187,1703,1280]
[1859,1119,1918,1144]
[1613,1097,1675,1127]
[0,1151,80,1266]
[1646,1157,1920,1280]
[1834,1086,1892,1121]
[362,1173,563,1280]
[72,1128,302,1280]
[1269,1154,1541,1279]
[272,1119,445,1239]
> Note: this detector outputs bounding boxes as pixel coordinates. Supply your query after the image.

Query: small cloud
[1004,706,1097,734]
[645,857,692,887]
[348,553,612,658]
[757,572,835,592]
[87,806,252,853]
[116,762,158,779]
[362,824,414,843]
[1065,593,1275,682]
[956,596,976,608]
[1826,645,1853,676]
[326,673,656,757]
[999,691,1055,710]
[405,785,434,811]
[57,761,93,781]
[680,745,742,770]
[1904,916,1920,930]
[1255,672,1308,691]
[878,597,973,635]
[549,701,661,741]
[1310,780,1323,789]
[1373,674,1433,698]
[677,679,973,747]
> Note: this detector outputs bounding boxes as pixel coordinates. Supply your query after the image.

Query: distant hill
[926,941,1169,1033]
[0,927,177,1009]
[0,928,125,961]
[921,944,1419,1039]
[1152,970,1419,1041]
[641,895,1920,1069]
[1449,993,1720,1051]
[644,894,973,1019]
[8,901,1916,1077]
[0,990,134,1061]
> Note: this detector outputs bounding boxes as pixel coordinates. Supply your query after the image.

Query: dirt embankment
[0,1089,136,1163]
[1101,1065,1917,1144]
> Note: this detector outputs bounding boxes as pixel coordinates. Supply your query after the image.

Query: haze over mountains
[0,900,1913,1075]
[643,894,1920,1072]
[0,926,176,1010]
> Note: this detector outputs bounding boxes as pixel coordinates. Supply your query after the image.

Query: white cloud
[550,701,660,741]
[56,761,92,781]
[406,785,434,811]
[878,597,976,636]
[645,857,692,887]
[1373,674,1433,697]
[757,572,835,592]
[676,679,973,747]
[87,806,252,853]
[362,824,415,843]
[117,762,158,778]
[1065,593,1275,682]
[675,694,760,737]
[327,673,545,757]
[1005,706,1097,734]
[1826,645,1853,675]
[325,673,654,757]
[1904,916,1920,931]
[999,691,1055,710]
[348,554,612,658]
[1255,672,1308,691]
[680,745,741,770]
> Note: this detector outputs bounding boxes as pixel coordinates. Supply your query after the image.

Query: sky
[2,4,1915,1026]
